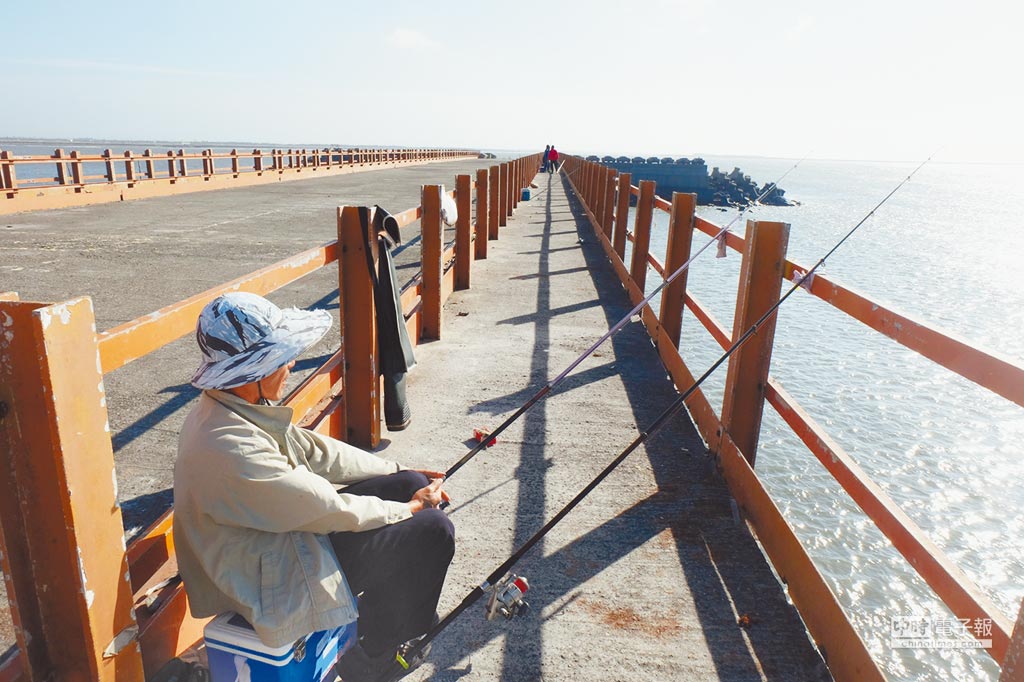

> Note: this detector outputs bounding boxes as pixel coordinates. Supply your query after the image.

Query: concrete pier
[0,161,829,679]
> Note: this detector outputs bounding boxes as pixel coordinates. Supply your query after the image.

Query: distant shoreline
[2,138,1019,166]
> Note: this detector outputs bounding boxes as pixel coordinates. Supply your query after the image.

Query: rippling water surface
[628,157,1024,681]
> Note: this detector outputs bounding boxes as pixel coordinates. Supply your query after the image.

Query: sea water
[627,156,1023,681]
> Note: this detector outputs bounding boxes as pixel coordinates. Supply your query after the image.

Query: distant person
[542,144,551,173]
[548,145,559,174]
[174,292,454,681]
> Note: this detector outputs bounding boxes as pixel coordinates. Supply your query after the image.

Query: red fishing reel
[485,574,530,621]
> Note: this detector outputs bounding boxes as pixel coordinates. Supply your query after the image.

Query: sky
[1,0,1021,163]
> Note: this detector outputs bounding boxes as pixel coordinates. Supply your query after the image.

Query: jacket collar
[205,389,295,434]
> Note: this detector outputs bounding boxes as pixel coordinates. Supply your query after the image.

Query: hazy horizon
[2,1,1021,165]
[4,136,1021,168]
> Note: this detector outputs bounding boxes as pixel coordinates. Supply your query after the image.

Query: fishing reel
[485,574,530,621]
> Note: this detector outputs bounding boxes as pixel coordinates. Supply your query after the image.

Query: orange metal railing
[0,152,541,681]
[562,154,1024,680]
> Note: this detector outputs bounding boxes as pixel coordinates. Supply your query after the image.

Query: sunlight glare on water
[630,157,1024,681]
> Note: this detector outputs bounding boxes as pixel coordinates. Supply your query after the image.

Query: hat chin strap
[256,380,272,406]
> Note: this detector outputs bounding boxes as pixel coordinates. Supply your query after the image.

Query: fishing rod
[378,153,933,681]
[441,155,806,485]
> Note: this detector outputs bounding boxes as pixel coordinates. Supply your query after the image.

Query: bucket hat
[191,292,332,390]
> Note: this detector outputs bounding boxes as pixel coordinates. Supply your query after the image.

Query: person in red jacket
[548,145,559,173]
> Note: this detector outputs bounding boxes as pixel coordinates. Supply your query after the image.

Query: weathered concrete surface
[0,161,831,680]
[383,171,830,680]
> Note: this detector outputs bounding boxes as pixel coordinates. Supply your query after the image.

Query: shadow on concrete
[496,300,602,327]
[509,266,590,280]
[466,361,620,416]
[497,170,558,681]
[308,289,340,311]
[122,488,175,537]
[112,383,200,452]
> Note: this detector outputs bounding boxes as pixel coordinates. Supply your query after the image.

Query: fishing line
[376,153,932,681]
[441,155,807,483]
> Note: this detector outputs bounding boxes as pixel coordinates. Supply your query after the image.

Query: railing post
[231,149,240,175]
[720,219,790,465]
[123,151,135,183]
[585,162,593,209]
[166,151,176,179]
[55,148,68,185]
[1001,600,1024,681]
[512,159,520,210]
[0,150,10,190]
[337,206,381,449]
[502,162,511,221]
[103,149,116,183]
[593,164,605,230]
[475,168,489,259]
[506,160,514,217]
[588,163,597,213]
[601,167,616,238]
[498,163,508,227]
[177,149,188,177]
[253,148,263,173]
[659,193,697,348]
[0,297,144,680]
[455,174,472,290]
[489,165,500,239]
[629,180,656,291]
[201,150,213,179]
[70,150,85,186]
[589,163,598,210]
[421,184,444,340]
[143,149,155,179]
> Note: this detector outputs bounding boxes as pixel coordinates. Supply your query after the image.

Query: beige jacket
[173,390,411,647]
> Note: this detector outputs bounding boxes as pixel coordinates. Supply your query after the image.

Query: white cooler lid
[204,612,298,666]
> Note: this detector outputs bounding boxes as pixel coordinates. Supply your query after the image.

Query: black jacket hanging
[359,205,416,431]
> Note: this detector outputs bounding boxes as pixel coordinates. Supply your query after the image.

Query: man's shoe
[335,643,395,681]
[395,636,431,676]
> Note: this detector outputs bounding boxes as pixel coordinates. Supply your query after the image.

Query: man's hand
[413,469,447,480]
[409,477,451,514]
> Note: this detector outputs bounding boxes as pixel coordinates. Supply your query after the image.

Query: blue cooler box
[205,611,357,682]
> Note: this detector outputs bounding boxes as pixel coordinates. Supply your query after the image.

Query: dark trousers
[329,471,455,657]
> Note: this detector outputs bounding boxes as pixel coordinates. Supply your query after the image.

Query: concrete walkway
[382,171,830,680]
[0,162,831,680]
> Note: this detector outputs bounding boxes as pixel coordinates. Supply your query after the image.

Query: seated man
[173,292,453,681]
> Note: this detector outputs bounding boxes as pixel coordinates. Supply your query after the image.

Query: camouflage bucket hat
[191,292,332,390]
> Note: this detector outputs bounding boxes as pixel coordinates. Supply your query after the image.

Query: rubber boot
[383,371,411,431]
